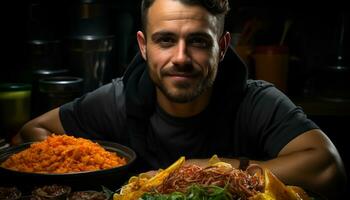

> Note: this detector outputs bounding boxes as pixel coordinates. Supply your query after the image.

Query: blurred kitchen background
[0,0,349,192]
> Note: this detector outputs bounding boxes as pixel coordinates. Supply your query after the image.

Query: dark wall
[0,0,141,84]
[1,1,349,85]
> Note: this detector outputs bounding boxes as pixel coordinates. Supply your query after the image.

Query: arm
[186,129,346,199]
[12,81,126,145]
[258,129,346,198]
[12,108,65,145]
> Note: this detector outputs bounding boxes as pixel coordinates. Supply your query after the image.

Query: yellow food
[114,156,185,200]
[114,156,310,200]
[249,169,311,200]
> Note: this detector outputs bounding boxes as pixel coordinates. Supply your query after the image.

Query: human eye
[152,34,176,48]
[158,37,175,47]
[188,36,212,49]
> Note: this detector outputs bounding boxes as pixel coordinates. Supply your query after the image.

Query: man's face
[138,0,227,103]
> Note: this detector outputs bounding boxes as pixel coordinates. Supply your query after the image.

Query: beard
[149,63,217,103]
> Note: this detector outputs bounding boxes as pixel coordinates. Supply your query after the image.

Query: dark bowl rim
[0,140,137,176]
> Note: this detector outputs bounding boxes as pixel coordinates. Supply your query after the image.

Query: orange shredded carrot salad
[1,134,127,173]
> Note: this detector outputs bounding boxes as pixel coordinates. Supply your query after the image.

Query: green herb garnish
[139,184,232,200]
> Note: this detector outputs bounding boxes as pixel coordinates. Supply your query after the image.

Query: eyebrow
[187,32,212,40]
[151,31,175,41]
[151,31,212,41]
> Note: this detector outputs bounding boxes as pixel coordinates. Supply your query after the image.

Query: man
[14,0,346,198]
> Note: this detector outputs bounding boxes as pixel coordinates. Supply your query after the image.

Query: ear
[219,31,231,61]
[137,31,147,60]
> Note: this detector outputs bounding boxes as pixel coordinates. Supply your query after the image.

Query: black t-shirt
[60,78,318,169]
[60,48,318,170]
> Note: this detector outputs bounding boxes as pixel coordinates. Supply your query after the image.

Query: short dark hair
[141,0,230,34]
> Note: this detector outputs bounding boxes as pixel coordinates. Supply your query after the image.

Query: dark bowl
[0,141,136,192]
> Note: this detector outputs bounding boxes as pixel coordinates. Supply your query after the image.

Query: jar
[0,83,31,141]
[254,45,289,93]
[31,69,69,117]
[38,76,83,113]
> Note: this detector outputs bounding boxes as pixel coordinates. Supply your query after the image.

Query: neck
[156,88,212,118]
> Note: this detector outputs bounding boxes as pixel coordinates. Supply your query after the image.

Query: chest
[147,110,236,158]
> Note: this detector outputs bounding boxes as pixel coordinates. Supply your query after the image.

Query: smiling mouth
[165,75,198,90]
[161,66,201,81]
[166,73,198,82]
[165,70,200,77]
[169,73,194,78]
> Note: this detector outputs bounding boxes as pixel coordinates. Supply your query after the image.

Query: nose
[171,40,191,66]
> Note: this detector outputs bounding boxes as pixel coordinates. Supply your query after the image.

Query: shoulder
[111,77,125,99]
[63,77,126,112]
[88,78,125,102]
[246,79,274,93]
[59,78,128,140]
[98,77,124,95]
[91,78,126,111]
[237,80,318,158]
[111,77,126,110]
[239,79,299,117]
[244,79,289,104]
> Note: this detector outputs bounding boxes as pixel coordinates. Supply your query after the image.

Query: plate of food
[114,156,327,200]
[0,134,136,191]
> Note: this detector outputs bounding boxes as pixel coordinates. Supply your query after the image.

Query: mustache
[160,65,201,77]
